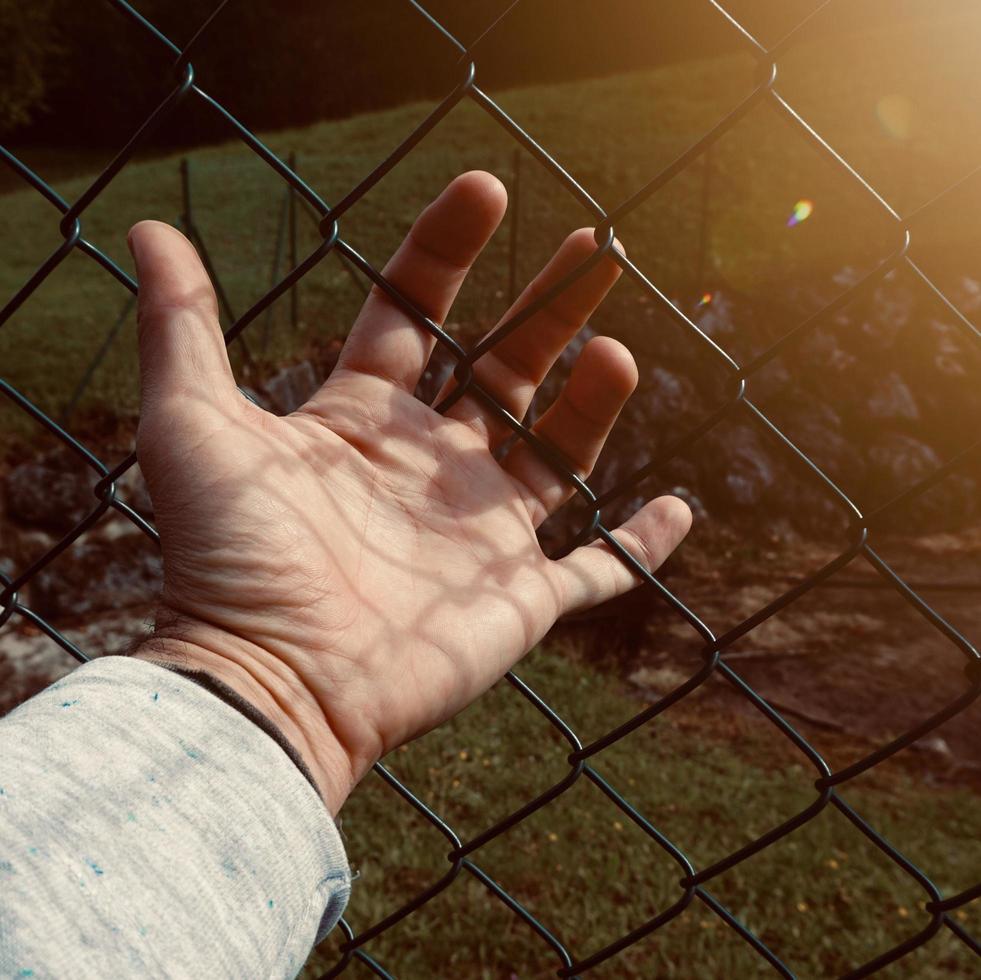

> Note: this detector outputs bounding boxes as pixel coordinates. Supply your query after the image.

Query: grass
[3,5,981,449]
[299,644,980,978]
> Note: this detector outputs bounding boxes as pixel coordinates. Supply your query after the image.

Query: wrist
[132,624,355,815]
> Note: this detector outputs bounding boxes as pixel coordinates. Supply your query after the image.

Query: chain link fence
[1,1,980,976]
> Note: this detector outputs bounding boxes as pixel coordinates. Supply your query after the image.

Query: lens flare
[787,199,814,227]
[697,291,713,307]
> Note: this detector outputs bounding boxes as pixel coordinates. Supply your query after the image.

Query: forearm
[130,630,356,815]
[0,656,350,979]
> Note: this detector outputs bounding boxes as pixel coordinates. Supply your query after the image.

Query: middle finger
[435,227,623,448]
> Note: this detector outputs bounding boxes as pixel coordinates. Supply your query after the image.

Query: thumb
[557,496,693,615]
[128,220,235,408]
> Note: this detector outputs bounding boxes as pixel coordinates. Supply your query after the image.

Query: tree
[0,0,62,136]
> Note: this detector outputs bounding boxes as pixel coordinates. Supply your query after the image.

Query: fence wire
[1,1,980,977]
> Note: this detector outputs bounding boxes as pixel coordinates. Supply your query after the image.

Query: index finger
[326,171,508,395]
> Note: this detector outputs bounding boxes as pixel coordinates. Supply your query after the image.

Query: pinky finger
[556,495,692,615]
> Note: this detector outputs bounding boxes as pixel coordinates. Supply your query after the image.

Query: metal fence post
[508,146,521,304]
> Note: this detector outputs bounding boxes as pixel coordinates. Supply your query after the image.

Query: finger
[330,171,507,394]
[557,496,692,615]
[128,220,234,407]
[503,336,637,526]
[436,228,622,447]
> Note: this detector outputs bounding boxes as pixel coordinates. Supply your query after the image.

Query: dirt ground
[561,523,981,788]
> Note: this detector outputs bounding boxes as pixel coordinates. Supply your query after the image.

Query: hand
[128,171,691,814]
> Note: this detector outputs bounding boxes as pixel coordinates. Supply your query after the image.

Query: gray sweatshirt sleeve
[0,655,351,979]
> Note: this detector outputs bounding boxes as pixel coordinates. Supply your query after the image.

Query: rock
[764,517,801,545]
[831,266,863,290]
[927,320,969,379]
[0,626,75,716]
[30,534,162,620]
[702,425,777,510]
[781,473,853,539]
[799,326,856,371]
[1,498,158,613]
[4,449,98,533]
[692,291,739,340]
[640,367,696,424]
[867,433,942,493]
[745,356,794,405]
[959,276,981,316]
[865,371,919,422]
[777,401,866,494]
[864,433,976,530]
[629,665,695,698]
[692,417,854,535]
[1,526,57,579]
[913,735,953,760]
[858,283,911,348]
[262,360,320,415]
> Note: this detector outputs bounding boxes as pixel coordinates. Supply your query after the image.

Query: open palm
[130,172,690,813]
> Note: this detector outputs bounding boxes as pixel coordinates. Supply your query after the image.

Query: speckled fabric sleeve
[0,655,351,979]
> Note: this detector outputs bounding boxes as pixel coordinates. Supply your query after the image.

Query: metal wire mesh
[1,1,980,977]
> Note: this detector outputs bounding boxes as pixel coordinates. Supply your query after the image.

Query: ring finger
[435,228,623,449]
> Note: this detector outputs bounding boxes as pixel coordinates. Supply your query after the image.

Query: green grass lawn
[299,645,980,978]
[3,7,980,448]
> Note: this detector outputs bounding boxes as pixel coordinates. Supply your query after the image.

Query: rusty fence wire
[2,1,981,977]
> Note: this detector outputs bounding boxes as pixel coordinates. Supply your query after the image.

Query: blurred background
[1,1,980,976]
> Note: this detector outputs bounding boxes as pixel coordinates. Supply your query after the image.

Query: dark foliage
[4,0,827,145]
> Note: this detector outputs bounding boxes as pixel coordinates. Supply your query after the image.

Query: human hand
[128,171,691,814]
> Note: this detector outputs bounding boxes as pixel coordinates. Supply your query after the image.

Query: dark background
[1,0,933,146]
